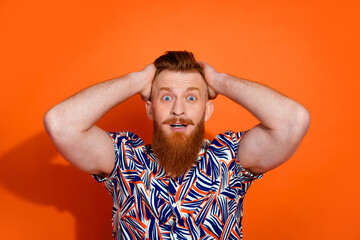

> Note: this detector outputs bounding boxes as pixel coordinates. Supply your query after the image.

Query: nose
[171,98,185,117]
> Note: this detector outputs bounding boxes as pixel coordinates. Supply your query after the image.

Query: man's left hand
[198,61,222,99]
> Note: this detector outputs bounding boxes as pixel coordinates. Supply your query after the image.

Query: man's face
[146,69,213,177]
[146,69,213,136]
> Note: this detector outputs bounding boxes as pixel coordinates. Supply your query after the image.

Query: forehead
[153,70,206,91]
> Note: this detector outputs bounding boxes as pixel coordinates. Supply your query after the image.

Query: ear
[204,100,214,122]
[145,100,153,120]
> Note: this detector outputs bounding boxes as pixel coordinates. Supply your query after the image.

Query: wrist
[212,72,228,95]
[129,66,154,100]
[127,72,145,94]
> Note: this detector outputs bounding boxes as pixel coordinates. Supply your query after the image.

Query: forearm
[44,72,145,134]
[215,73,308,131]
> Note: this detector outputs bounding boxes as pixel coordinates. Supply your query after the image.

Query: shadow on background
[0,132,113,239]
[0,98,152,239]
[0,97,214,239]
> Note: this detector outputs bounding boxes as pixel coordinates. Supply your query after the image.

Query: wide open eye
[163,95,172,101]
[187,95,196,101]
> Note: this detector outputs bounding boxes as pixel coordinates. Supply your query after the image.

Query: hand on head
[197,61,219,99]
[137,63,156,102]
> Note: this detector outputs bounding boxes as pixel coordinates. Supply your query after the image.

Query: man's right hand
[136,63,156,101]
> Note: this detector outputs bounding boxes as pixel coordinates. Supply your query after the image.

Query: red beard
[152,117,205,177]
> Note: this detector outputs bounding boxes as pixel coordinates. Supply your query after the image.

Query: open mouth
[170,124,188,128]
[163,118,194,131]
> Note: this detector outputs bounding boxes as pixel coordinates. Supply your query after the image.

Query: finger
[197,60,206,67]
[141,94,149,102]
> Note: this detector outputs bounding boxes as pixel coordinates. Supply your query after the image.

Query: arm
[43,64,156,177]
[199,61,310,174]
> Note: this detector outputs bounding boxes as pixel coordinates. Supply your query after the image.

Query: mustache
[162,117,194,125]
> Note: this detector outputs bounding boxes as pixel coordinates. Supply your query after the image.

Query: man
[44,51,310,239]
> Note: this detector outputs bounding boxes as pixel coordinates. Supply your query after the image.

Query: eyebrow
[186,87,200,92]
[159,87,200,92]
[159,87,171,91]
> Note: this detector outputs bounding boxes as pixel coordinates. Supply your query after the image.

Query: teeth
[171,124,186,128]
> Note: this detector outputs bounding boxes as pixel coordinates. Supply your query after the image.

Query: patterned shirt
[93,131,263,240]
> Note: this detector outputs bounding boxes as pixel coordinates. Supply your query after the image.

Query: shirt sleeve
[91,131,147,192]
[209,130,264,195]
[91,131,124,191]
[232,130,264,187]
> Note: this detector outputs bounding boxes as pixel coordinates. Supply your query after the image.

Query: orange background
[1,0,359,239]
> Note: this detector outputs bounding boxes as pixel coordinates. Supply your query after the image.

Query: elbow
[294,106,311,134]
[283,105,310,144]
[44,109,56,136]
[43,108,65,140]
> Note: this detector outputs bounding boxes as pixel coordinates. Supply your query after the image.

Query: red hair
[153,50,205,80]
